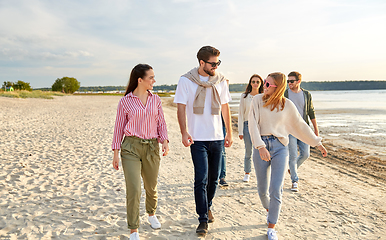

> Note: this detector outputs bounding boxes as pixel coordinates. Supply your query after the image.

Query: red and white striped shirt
[111,91,168,150]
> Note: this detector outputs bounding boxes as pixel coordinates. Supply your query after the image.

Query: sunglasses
[287,80,298,83]
[264,79,277,88]
[204,60,221,67]
[251,80,260,84]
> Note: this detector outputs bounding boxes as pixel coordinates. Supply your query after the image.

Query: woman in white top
[238,74,264,182]
[248,72,327,240]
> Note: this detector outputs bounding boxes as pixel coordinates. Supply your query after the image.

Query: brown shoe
[196,222,208,235]
[208,210,215,223]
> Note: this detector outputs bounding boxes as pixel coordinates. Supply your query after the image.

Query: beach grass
[0,90,67,99]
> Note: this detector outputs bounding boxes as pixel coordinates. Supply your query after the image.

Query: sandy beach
[1,95,385,240]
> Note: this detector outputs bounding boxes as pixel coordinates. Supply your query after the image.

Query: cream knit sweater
[238,93,255,135]
[248,94,322,149]
[181,67,226,115]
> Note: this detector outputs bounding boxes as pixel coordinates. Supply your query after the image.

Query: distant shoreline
[34,80,386,93]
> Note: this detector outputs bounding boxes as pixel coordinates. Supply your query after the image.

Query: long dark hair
[124,64,153,96]
[243,74,264,98]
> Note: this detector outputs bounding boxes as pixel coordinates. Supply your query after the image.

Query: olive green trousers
[120,136,160,229]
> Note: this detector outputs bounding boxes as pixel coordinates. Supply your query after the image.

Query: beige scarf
[182,67,226,115]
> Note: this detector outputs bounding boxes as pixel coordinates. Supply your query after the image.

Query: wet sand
[0,95,385,239]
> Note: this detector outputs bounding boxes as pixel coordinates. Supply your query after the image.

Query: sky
[1,0,385,88]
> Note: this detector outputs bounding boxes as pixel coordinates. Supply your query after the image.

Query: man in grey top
[284,71,319,192]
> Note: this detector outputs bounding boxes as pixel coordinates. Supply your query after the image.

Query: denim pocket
[269,138,288,158]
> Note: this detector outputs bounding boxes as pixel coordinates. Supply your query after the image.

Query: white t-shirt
[174,75,231,141]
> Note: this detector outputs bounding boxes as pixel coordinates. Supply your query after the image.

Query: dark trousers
[190,140,223,222]
[219,116,227,179]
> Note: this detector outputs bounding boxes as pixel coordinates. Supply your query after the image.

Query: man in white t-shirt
[284,71,319,193]
[174,46,233,235]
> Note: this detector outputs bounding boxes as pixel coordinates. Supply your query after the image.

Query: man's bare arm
[310,118,319,136]
[177,103,193,147]
[221,103,233,147]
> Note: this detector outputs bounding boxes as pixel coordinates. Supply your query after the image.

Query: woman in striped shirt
[112,64,169,240]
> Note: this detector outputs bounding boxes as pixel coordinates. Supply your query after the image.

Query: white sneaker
[291,182,299,192]
[148,215,161,229]
[267,228,278,240]
[130,232,140,240]
[243,174,250,182]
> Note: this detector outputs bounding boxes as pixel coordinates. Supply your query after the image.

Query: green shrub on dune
[0,90,67,99]
[0,91,19,98]
[155,92,171,97]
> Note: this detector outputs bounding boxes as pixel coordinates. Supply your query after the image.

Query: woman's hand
[239,135,243,140]
[318,144,328,157]
[112,149,120,170]
[258,147,271,162]
[162,140,169,156]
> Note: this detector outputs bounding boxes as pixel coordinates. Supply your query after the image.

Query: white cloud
[0,0,385,87]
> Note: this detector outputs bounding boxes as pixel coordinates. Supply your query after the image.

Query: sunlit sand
[0,95,385,239]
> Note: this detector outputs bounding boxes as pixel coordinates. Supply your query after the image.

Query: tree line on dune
[5,80,386,93]
[71,80,386,92]
[2,77,81,94]
[51,77,80,94]
[2,80,32,91]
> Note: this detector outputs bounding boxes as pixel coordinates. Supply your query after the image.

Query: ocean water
[229,90,386,145]
[311,90,386,144]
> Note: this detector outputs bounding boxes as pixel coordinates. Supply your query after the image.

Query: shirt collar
[127,90,153,98]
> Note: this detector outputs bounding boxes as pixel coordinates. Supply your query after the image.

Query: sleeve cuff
[111,143,121,151]
[158,137,169,143]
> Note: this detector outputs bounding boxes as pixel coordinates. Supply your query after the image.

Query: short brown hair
[197,46,220,62]
[288,71,302,81]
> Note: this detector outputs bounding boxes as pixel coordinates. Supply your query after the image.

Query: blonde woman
[112,64,169,240]
[238,74,264,182]
[248,72,327,240]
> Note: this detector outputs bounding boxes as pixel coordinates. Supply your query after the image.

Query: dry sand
[0,95,385,240]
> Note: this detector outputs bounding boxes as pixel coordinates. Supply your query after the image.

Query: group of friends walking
[111,46,328,240]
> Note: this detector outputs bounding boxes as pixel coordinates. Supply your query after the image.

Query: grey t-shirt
[288,89,304,118]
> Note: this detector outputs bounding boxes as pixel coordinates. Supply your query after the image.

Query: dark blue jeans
[219,116,227,179]
[190,140,224,223]
[219,144,226,179]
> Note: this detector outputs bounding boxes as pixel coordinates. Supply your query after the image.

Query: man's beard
[289,84,298,91]
[204,66,215,76]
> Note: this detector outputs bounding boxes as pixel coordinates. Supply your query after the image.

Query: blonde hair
[262,72,286,111]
